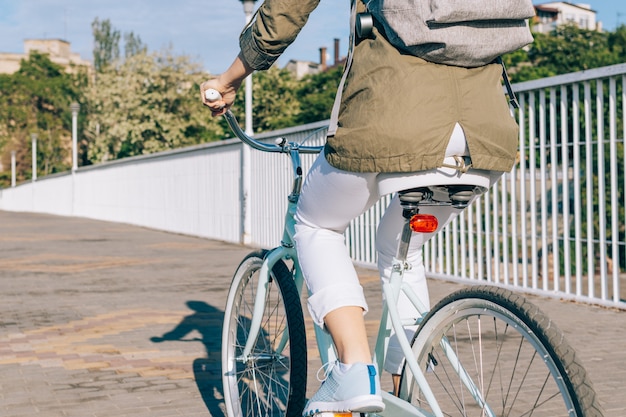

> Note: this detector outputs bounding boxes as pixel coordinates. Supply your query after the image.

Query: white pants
[294,124,501,373]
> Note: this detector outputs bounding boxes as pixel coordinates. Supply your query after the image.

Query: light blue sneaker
[302,362,384,416]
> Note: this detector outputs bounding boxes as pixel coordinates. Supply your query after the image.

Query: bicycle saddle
[398,184,488,209]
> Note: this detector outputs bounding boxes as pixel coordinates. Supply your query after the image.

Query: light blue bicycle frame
[223,110,494,417]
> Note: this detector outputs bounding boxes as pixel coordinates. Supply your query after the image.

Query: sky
[0,0,624,75]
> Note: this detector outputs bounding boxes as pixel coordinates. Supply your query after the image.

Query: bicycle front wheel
[222,250,307,417]
[399,285,603,417]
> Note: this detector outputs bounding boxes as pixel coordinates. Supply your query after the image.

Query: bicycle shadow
[151,300,294,416]
[150,300,226,417]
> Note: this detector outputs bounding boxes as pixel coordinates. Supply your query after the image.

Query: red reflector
[410,214,438,233]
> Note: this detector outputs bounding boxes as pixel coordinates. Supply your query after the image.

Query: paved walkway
[0,211,623,416]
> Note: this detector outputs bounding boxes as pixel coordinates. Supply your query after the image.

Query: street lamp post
[31,133,37,182]
[70,102,80,172]
[239,0,257,245]
[240,0,256,136]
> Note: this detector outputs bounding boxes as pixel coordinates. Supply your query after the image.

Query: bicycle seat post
[396,207,418,264]
[396,188,431,263]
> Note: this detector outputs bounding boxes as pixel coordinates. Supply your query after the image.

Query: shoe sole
[303,395,385,416]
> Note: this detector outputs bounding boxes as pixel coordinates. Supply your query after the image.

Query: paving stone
[0,210,623,416]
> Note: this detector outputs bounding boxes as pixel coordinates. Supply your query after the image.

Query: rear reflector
[409,214,438,233]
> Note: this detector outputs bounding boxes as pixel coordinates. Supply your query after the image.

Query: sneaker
[302,362,385,416]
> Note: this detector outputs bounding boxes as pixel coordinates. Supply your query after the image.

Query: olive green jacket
[239,0,519,173]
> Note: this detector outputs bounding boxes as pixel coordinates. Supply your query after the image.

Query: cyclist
[201,0,519,415]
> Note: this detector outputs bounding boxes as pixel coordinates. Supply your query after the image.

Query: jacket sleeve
[239,0,321,70]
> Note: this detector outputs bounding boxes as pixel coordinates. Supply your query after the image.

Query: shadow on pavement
[151,300,226,417]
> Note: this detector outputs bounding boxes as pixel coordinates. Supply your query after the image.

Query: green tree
[295,65,342,124]
[508,24,623,82]
[92,18,121,72]
[124,31,147,58]
[250,66,301,132]
[85,49,225,161]
[244,65,343,132]
[607,24,626,60]
[0,52,84,186]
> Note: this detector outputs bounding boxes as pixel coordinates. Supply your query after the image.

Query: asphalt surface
[0,210,623,416]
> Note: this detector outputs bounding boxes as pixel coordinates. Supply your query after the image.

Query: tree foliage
[295,66,342,125]
[244,65,342,131]
[0,52,85,187]
[124,32,147,58]
[92,18,121,72]
[3,21,626,187]
[505,24,626,82]
[85,48,225,161]
[92,18,147,69]
[250,67,301,132]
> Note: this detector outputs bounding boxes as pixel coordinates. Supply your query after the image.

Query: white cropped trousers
[293,124,501,373]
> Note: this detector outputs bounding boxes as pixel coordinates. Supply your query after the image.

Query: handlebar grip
[204,88,222,102]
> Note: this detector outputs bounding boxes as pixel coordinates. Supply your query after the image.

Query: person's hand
[200,53,253,117]
[200,78,238,117]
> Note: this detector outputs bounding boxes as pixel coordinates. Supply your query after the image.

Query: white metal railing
[1,64,624,308]
[423,63,626,308]
[248,122,327,248]
[0,141,245,243]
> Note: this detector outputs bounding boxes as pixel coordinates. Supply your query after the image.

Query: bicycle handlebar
[205,89,324,155]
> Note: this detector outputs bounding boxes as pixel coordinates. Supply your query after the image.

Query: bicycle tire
[222,250,308,417]
[399,285,603,417]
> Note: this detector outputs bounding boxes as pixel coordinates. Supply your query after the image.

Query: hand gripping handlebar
[204,88,323,154]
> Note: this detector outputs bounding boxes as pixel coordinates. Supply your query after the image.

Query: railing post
[10,150,16,187]
[70,102,80,173]
[31,133,37,182]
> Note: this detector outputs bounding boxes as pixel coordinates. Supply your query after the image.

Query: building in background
[284,58,322,80]
[0,39,92,75]
[285,38,346,79]
[533,2,601,33]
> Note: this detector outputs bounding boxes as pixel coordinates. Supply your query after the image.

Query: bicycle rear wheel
[222,250,307,417]
[399,285,603,417]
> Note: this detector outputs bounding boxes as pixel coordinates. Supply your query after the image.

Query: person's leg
[294,154,384,414]
[376,196,467,393]
[295,154,379,355]
[375,123,472,385]
[375,171,504,394]
[375,195,428,393]
[324,306,371,363]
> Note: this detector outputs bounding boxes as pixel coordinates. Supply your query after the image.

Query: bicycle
[208,90,603,417]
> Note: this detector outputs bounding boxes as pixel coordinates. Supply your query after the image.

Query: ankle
[339,352,372,365]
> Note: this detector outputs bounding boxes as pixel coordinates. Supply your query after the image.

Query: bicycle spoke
[400,286,597,417]
[222,252,307,417]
